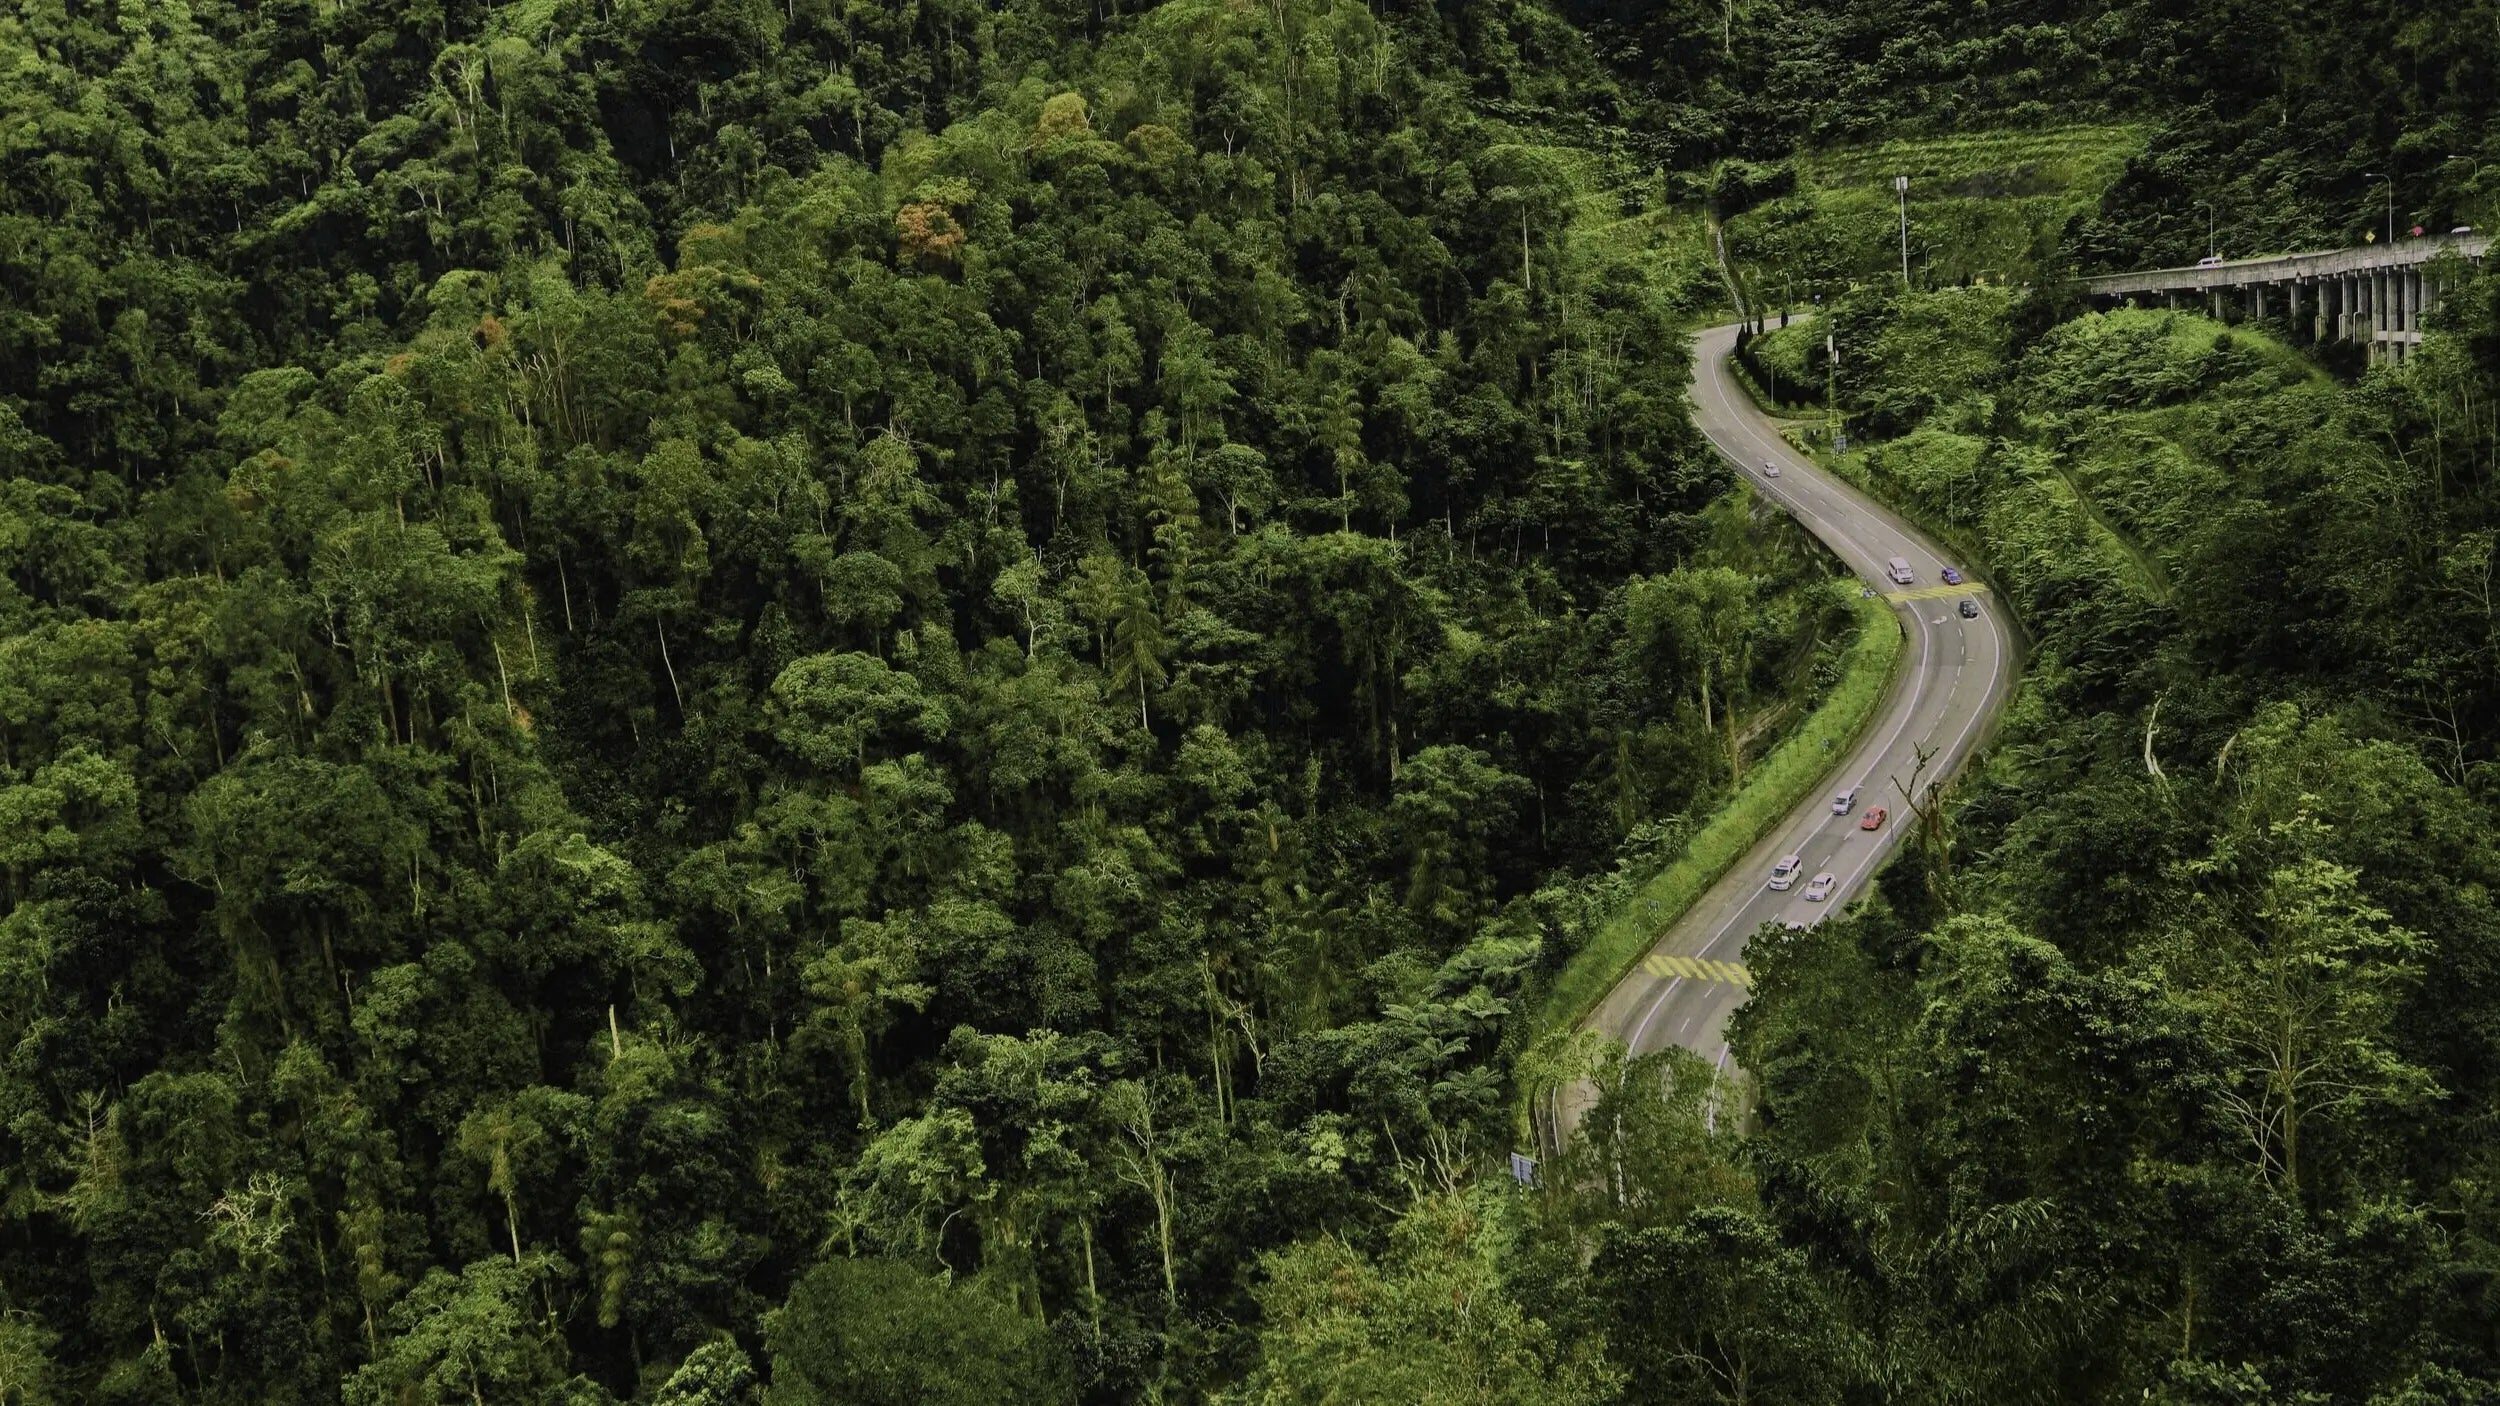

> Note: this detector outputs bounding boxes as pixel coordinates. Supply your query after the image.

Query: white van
[1886,557,1915,585]
[1831,786,1858,815]
[1767,854,1803,891]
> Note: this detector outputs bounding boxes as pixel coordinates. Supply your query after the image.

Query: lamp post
[1895,176,1911,288]
[2205,201,2215,259]
[2364,170,2395,244]
[1825,325,1845,452]
[2447,155,2483,229]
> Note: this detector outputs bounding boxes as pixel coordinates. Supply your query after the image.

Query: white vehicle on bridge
[1831,786,1858,815]
[1762,458,1780,478]
[1768,854,1804,891]
[1886,557,1915,585]
[1803,871,1838,902]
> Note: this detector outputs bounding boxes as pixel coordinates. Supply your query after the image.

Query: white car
[1767,854,1803,891]
[1762,459,1781,478]
[1830,786,1858,815]
[1803,871,1838,902]
[2196,254,2226,268]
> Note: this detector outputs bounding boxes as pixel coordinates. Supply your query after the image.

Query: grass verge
[1538,588,1906,1034]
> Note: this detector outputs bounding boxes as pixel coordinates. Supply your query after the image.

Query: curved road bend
[1583,324,2018,1075]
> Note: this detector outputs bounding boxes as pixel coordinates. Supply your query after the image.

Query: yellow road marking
[1642,953,1753,986]
[1888,582,1988,602]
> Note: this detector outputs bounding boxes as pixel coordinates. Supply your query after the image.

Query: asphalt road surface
[1583,323,2018,1075]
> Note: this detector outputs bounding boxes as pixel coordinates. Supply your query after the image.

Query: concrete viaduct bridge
[2078,233,2491,364]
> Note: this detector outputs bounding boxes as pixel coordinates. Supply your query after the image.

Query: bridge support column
[2394,271,2408,363]
[2289,281,2307,339]
[2398,270,2412,363]
[2210,288,2225,320]
[2375,269,2391,362]
[2253,284,2269,320]
[2400,265,2420,357]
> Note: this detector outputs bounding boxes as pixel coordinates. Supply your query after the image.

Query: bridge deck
[2080,235,2489,296]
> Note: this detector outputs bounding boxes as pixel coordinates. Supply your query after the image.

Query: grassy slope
[1556,158,1727,316]
[1728,123,2147,297]
[1838,308,2320,659]
[1534,124,2149,330]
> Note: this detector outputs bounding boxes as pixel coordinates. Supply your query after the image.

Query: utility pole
[1895,176,1911,287]
[2365,170,2395,245]
[2206,201,2215,258]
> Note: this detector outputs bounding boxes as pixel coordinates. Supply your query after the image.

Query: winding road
[1584,324,2018,1071]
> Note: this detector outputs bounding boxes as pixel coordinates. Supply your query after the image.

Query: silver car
[1768,854,1804,891]
[1803,871,1838,902]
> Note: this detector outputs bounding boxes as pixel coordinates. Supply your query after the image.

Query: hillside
[1724,124,2146,299]
[0,1,1850,1401]
[1565,0,2500,267]
[1718,292,2500,1403]
[10,1,2500,1403]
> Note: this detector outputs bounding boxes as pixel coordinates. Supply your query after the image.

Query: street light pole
[2206,202,2215,258]
[1826,330,1839,449]
[2447,155,2484,228]
[2365,170,2394,244]
[1895,176,1910,288]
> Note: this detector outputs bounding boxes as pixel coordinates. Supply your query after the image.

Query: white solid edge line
[1619,327,2015,1049]
[1696,327,2012,917]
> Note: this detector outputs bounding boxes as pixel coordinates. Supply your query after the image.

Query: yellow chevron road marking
[1888,582,1989,602]
[1641,953,1753,986]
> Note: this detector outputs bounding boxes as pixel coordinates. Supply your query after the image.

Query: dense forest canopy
[10,0,2500,1402]
[0,0,1853,1400]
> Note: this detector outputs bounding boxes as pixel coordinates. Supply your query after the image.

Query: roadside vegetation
[1538,587,1899,1034]
[13,0,2500,1401]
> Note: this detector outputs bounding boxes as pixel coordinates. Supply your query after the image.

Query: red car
[1860,806,1888,831]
